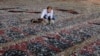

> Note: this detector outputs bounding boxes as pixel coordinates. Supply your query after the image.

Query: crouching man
[41,6,55,24]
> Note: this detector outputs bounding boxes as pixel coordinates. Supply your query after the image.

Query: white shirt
[41,9,54,19]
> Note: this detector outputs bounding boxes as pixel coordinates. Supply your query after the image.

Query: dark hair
[47,6,52,9]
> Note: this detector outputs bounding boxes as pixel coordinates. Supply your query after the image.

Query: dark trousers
[43,15,55,24]
[44,15,55,20]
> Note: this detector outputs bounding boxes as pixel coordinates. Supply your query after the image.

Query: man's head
[47,6,52,13]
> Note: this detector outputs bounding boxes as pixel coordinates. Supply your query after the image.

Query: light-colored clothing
[41,9,54,19]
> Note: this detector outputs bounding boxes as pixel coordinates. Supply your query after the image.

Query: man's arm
[50,10,54,19]
[41,9,46,19]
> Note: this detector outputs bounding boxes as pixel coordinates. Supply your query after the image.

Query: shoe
[50,20,55,24]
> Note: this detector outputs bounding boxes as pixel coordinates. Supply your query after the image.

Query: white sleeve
[50,10,54,19]
[41,9,46,18]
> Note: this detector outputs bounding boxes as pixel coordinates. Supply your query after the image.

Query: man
[41,6,55,24]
